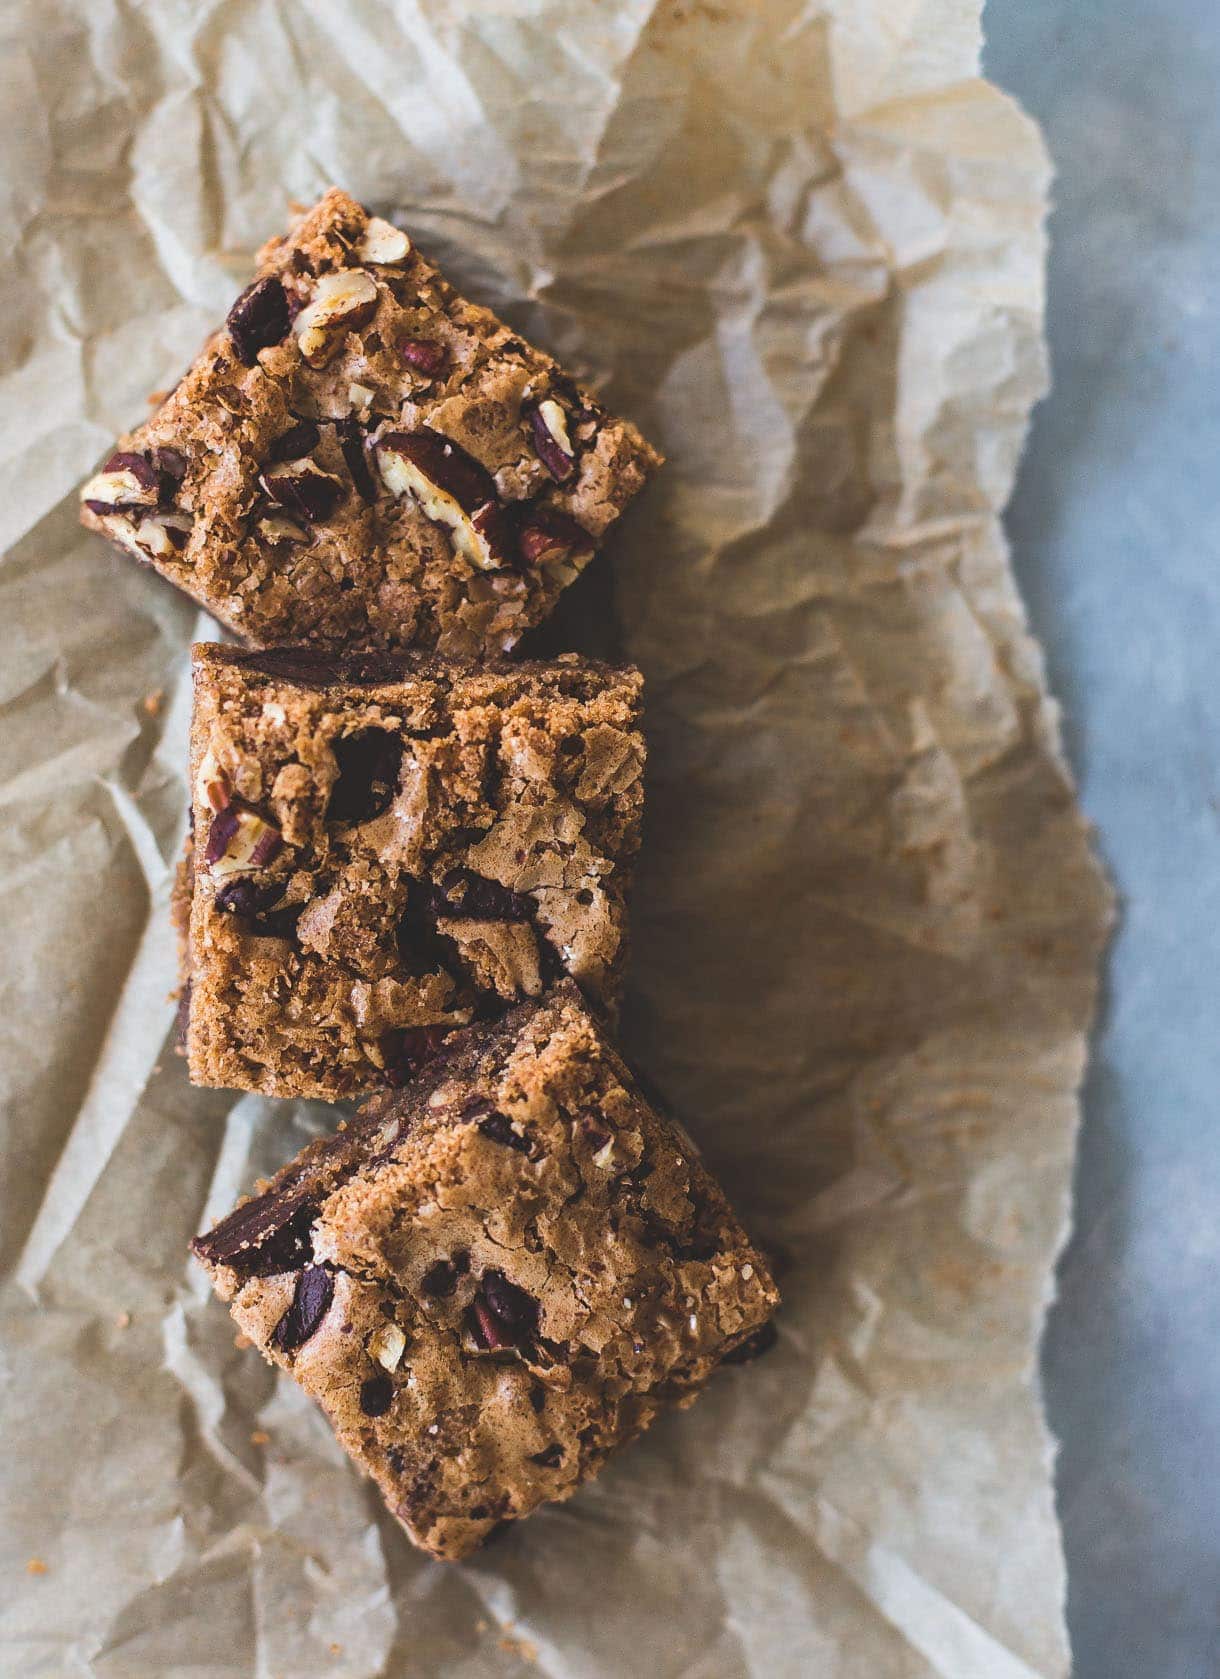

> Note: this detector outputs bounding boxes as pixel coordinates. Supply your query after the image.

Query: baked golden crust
[80,188,661,656]
[185,643,644,1098]
[192,984,779,1560]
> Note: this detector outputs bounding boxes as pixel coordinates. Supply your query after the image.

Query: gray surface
[985,3,1220,1676]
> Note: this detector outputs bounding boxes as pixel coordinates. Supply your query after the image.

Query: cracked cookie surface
[191,983,780,1561]
[79,188,661,656]
[185,643,644,1098]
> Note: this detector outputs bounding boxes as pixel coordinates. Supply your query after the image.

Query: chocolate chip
[214,878,301,940]
[267,419,321,462]
[226,276,290,365]
[528,1443,564,1468]
[231,647,435,688]
[215,879,270,919]
[528,1383,547,1414]
[482,1271,536,1330]
[420,1258,461,1298]
[720,1319,779,1366]
[468,1270,539,1350]
[477,1111,530,1153]
[192,1194,319,1277]
[337,419,377,501]
[430,868,532,923]
[271,1265,334,1351]
[469,1297,511,1350]
[381,1024,451,1087]
[327,728,402,824]
[359,1373,394,1416]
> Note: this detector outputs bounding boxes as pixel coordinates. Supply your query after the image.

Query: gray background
[986,2,1220,1675]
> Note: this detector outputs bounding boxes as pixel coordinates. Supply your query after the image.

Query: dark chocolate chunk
[268,419,321,462]
[271,1265,334,1351]
[337,419,377,502]
[326,728,402,824]
[226,276,290,365]
[430,868,532,923]
[481,1271,537,1331]
[528,1443,564,1468]
[215,879,266,918]
[720,1319,779,1366]
[477,1111,530,1153]
[359,1373,394,1416]
[227,646,429,688]
[191,1189,319,1278]
[381,1024,451,1087]
[215,878,303,940]
[468,1270,539,1349]
[419,1258,462,1299]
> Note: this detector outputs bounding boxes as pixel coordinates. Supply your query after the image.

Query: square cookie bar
[79,188,661,656]
[191,983,779,1561]
[184,644,643,1099]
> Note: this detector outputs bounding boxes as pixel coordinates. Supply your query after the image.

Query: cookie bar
[79,188,661,656]
[185,643,644,1099]
[191,983,779,1561]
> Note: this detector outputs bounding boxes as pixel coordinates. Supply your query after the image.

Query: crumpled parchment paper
[0,2,1113,1675]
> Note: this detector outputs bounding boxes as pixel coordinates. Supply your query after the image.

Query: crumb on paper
[328,1643,342,1657]
[26,1558,47,1576]
[146,389,169,407]
[250,1429,270,1446]
[234,1332,253,1350]
[497,1625,538,1663]
[141,688,164,717]
[114,1310,131,1329]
